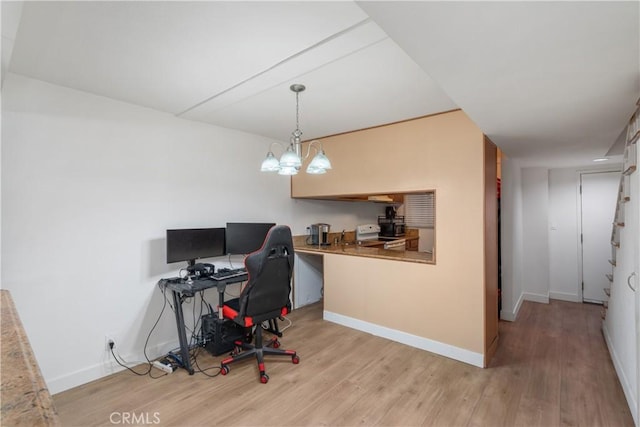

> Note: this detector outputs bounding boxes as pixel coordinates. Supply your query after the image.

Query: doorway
[580,171,620,303]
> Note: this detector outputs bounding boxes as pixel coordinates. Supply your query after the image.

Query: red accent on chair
[221,305,237,321]
[220,304,254,327]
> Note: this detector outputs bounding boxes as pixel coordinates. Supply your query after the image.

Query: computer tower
[201,314,246,356]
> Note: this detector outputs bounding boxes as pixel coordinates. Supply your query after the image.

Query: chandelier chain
[294,91,302,138]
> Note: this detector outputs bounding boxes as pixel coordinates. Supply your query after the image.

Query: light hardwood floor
[54,300,634,426]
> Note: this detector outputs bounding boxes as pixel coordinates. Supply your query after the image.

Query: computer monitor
[166,228,225,266]
[225,222,275,255]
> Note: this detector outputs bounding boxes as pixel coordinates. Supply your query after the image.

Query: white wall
[499,156,524,321]
[521,167,550,303]
[1,73,383,393]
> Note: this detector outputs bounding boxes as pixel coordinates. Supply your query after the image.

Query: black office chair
[219,225,299,383]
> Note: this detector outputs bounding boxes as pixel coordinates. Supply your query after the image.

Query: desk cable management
[163,285,219,376]
[107,283,172,378]
[108,278,294,378]
[106,282,211,379]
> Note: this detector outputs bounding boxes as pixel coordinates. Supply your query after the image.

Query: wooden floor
[54,300,634,426]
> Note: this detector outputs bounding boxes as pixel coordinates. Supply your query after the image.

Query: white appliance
[356,224,380,241]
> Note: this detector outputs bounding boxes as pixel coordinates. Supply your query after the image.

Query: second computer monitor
[166,227,226,266]
[226,222,275,255]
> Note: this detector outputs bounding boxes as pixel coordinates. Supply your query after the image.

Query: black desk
[158,274,247,374]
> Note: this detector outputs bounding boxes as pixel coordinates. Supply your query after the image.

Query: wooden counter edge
[294,245,434,265]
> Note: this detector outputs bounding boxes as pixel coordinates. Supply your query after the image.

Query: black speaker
[201,314,245,356]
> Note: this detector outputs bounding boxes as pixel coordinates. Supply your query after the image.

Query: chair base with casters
[219,313,299,383]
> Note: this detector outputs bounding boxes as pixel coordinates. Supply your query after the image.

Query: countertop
[1,290,61,426]
[293,236,433,264]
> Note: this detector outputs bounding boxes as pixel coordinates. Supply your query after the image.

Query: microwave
[378,216,406,237]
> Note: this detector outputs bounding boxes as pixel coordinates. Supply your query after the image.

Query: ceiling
[2,1,639,168]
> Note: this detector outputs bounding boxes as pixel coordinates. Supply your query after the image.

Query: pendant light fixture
[260,84,332,175]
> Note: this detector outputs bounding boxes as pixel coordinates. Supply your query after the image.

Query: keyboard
[211,267,247,281]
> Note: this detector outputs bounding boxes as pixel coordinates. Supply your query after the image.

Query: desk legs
[216,282,227,319]
[167,280,238,375]
[171,290,194,375]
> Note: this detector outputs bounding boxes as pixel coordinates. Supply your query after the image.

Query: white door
[581,171,620,303]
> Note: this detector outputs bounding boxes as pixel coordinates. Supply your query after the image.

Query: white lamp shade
[260,152,281,172]
[308,151,332,171]
[279,147,302,168]
[306,165,327,174]
[278,166,299,175]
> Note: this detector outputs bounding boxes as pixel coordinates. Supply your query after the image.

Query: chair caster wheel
[272,339,280,348]
[292,355,300,364]
[260,373,269,384]
[220,365,229,375]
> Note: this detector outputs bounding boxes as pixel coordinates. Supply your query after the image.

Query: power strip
[152,360,174,374]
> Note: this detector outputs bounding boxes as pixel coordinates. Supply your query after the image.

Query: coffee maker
[385,206,397,219]
[378,206,406,238]
[308,223,331,246]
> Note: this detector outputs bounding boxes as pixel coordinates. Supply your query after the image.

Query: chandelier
[260,84,332,175]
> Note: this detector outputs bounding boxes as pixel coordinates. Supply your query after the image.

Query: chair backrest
[237,225,294,322]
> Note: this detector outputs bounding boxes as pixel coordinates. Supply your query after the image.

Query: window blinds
[404,193,435,228]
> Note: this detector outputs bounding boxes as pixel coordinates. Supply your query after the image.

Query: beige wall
[324,254,485,354]
[292,110,485,197]
[312,111,488,355]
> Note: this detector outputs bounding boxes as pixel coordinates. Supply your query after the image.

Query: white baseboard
[48,363,101,395]
[502,292,563,322]
[48,339,176,395]
[602,322,638,426]
[549,291,581,303]
[323,311,484,368]
[500,309,517,322]
[523,292,549,304]
[500,293,524,322]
